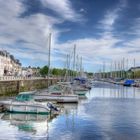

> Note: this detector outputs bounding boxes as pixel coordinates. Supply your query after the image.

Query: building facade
[0,50,22,76]
[129,67,140,72]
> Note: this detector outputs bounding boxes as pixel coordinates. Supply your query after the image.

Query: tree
[40,66,48,76]
[52,68,59,75]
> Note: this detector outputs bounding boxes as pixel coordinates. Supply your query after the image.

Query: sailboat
[34,33,79,103]
[34,84,79,103]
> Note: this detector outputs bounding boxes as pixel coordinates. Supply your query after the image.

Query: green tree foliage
[40,66,48,76]
[52,68,59,75]
[40,66,86,77]
[52,68,67,76]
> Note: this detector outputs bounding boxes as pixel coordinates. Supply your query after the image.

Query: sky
[0,0,140,72]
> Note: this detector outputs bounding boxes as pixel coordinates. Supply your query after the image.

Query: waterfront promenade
[0,76,61,95]
[0,76,60,81]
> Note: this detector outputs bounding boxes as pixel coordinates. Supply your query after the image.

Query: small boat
[72,84,88,97]
[0,91,59,114]
[74,90,87,96]
[34,84,79,103]
[123,79,135,87]
[72,77,91,90]
[59,82,88,98]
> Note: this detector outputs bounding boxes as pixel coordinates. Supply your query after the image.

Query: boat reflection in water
[1,113,58,138]
[88,81,140,99]
[58,103,78,115]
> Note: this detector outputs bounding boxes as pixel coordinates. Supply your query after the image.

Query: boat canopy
[48,85,62,91]
[73,77,87,84]
[124,79,135,84]
[16,94,33,101]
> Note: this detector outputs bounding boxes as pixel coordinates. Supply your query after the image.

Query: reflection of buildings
[0,50,22,76]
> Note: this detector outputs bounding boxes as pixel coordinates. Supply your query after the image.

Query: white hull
[34,94,79,103]
[0,100,50,114]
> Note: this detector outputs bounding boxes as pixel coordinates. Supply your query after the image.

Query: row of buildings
[0,50,40,77]
[0,50,22,76]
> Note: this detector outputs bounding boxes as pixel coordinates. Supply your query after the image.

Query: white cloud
[99,0,127,31]
[0,0,140,72]
[0,0,85,67]
[40,0,82,21]
[99,11,118,31]
[0,0,62,64]
[79,8,86,13]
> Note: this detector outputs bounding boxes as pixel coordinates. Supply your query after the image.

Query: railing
[0,76,62,81]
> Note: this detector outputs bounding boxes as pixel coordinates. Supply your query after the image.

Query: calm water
[1,82,140,140]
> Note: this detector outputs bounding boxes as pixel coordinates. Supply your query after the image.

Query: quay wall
[0,78,60,96]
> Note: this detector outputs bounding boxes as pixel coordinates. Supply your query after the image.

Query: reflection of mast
[72,109,75,130]
[46,118,49,140]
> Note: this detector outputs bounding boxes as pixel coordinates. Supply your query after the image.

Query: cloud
[0,0,85,67]
[79,8,86,13]
[40,0,83,22]
[99,0,127,31]
[53,35,122,69]
[0,0,140,72]
[0,0,63,65]
[128,18,140,36]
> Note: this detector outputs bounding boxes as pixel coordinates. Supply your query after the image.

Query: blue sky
[0,0,140,72]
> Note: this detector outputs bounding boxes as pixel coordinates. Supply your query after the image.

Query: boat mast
[133,58,135,79]
[47,33,51,87]
[80,57,82,77]
[73,44,76,78]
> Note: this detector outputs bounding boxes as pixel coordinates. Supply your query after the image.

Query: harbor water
[1,81,140,140]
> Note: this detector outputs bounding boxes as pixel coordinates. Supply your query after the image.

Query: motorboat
[0,91,59,114]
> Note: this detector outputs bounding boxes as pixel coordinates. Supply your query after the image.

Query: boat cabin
[16,92,35,102]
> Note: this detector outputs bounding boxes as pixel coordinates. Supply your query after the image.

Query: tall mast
[73,44,76,72]
[47,33,51,88]
[114,61,116,78]
[110,61,112,78]
[80,57,82,77]
[133,58,135,79]
[103,61,105,79]
[76,54,79,77]
[48,33,51,75]
[122,58,125,78]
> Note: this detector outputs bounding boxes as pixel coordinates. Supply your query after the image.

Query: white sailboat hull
[34,94,79,103]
